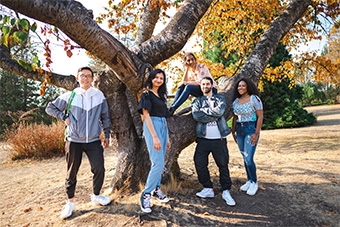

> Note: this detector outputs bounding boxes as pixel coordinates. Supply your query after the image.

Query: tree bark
[219,0,312,92]
[132,0,214,67]
[134,0,161,46]
[0,0,312,192]
[0,44,78,90]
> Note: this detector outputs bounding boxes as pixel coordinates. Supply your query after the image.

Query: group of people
[137,53,263,213]
[45,52,263,218]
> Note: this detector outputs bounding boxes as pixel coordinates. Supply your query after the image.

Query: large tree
[0,0,336,192]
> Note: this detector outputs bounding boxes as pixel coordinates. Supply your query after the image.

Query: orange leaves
[97,0,183,37]
[63,39,74,58]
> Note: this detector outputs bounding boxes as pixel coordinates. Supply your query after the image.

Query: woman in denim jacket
[231,77,263,196]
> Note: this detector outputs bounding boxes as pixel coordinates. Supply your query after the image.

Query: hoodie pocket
[67,114,80,138]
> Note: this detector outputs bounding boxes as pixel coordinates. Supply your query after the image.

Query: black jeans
[194,138,232,190]
[65,140,105,199]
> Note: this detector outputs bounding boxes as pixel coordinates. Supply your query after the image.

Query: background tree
[260,43,316,129]
[0,0,339,192]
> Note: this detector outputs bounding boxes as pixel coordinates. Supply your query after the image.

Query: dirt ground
[0,105,339,227]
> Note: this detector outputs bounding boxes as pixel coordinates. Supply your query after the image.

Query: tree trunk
[0,0,313,193]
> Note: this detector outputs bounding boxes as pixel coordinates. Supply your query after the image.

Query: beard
[203,87,212,94]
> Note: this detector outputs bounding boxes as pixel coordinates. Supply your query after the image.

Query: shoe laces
[142,193,151,208]
[154,187,166,199]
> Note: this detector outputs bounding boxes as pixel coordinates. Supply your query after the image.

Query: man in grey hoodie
[46,66,111,219]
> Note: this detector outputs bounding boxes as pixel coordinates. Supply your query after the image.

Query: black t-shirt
[138,91,169,118]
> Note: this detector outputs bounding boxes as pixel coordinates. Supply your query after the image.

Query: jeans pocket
[248,123,256,131]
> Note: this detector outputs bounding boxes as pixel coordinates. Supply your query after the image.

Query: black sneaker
[151,186,169,203]
[140,193,151,213]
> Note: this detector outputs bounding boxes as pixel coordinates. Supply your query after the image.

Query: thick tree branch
[219,0,312,91]
[132,0,214,66]
[0,45,78,90]
[0,0,146,94]
[166,0,313,167]
[134,0,161,46]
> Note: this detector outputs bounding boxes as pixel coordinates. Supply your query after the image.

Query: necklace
[240,95,250,99]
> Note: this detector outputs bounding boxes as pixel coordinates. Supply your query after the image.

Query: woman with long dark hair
[137,69,171,213]
[169,52,217,115]
[231,77,263,196]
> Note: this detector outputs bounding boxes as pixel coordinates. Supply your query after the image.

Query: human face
[77,69,94,90]
[238,80,248,96]
[152,73,164,89]
[184,54,196,68]
[201,79,213,95]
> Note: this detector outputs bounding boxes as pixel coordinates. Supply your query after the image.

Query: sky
[49,0,326,77]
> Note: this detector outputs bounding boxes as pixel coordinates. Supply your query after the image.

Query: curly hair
[232,77,260,101]
[144,69,167,102]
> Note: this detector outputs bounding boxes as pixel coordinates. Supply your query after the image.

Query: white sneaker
[60,201,75,219]
[91,194,111,206]
[151,186,169,203]
[140,193,152,213]
[222,190,236,206]
[196,188,214,198]
[240,181,251,191]
[247,182,258,196]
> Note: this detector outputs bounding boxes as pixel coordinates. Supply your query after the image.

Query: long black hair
[232,77,260,101]
[144,69,167,102]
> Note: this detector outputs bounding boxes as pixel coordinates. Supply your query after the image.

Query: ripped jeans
[236,121,259,183]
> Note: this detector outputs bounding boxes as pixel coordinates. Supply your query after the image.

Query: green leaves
[18,32,28,44]
[19,19,29,31]
[0,14,34,50]
[30,22,37,32]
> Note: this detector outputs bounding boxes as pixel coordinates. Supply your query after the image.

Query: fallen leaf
[203,212,210,216]
[24,208,32,213]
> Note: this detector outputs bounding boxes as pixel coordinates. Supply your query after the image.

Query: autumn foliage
[98,0,340,89]
[1,1,340,91]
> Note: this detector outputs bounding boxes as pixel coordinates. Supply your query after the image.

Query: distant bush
[261,78,316,130]
[326,99,335,105]
[311,100,323,106]
[5,122,65,160]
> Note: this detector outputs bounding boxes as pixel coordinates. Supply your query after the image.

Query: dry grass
[5,122,65,160]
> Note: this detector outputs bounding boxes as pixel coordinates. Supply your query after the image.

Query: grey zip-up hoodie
[46,87,110,143]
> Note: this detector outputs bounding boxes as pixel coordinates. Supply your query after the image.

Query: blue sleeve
[200,95,226,117]
[251,95,263,110]
[192,98,218,123]
[100,96,111,138]
[45,92,70,121]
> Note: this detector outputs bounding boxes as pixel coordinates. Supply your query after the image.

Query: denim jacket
[192,94,231,138]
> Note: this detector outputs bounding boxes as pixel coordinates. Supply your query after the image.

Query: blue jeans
[236,121,259,183]
[171,85,217,110]
[143,117,168,194]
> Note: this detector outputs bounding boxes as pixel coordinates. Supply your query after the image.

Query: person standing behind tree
[192,76,236,206]
[231,77,263,196]
[169,52,218,115]
[137,69,171,213]
[46,66,112,219]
